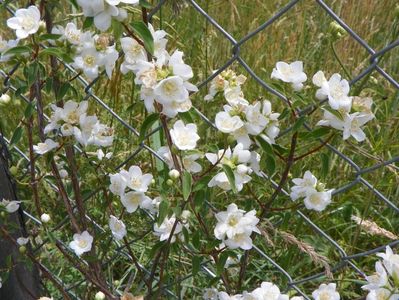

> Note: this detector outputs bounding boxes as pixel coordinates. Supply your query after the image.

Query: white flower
[169,50,194,81]
[317,109,373,142]
[40,213,51,223]
[69,231,93,256]
[134,60,157,88]
[124,166,153,192]
[33,139,59,155]
[89,122,114,147]
[73,47,101,80]
[109,173,127,196]
[362,261,388,291]
[214,203,260,250]
[271,61,307,91]
[377,246,399,280]
[290,170,333,212]
[1,199,20,213]
[249,282,285,300]
[120,37,147,73]
[0,37,19,62]
[121,191,151,213]
[154,76,189,105]
[109,215,127,240]
[0,277,2,288]
[17,237,29,246]
[215,111,244,134]
[182,153,202,173]
[366,288,398,300]
[312,71,352,111]
[290,170,318,201]
[153,215,183,243]
[170,120,200,150]
[7,6,41,39]
[312,283,340,300]
[303,190,333,212]
[140,196,161,214]
[206,144,254,192]
[101,45,119,79]
[64,23,82,45]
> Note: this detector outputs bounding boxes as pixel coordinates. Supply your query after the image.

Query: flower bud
[19,245,27,254]
[168,169,180,179]
[151,179,156,185]
[9,166,18,176]
[0,94,11,105]
[329,21,346,39]
[166,179,174,186]
[40,213,51,223]
[95,291,105,300]
[0,211,6,218]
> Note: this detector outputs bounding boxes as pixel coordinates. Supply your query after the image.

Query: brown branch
[294,134,334,161]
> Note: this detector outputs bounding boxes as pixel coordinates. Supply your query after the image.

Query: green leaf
[255,136,274,156]
[24,100,36,119]
[222,164,237,193]
[10,127,23,145]
[139,0,152,8]
[139,113,159,142]
[320,152,330,179]
[39,48,73,63]
[3,46,32,56]
[292,115,306,132]
[83,17,94,29]
[192,230,201,249]
[193,189,205,208]
[265,154,276,175]
[192,256,201,275]
[38,34,62,41]
[216,252,229,275]
[193,175,211,192]
[130,21,154,55]
[157,200,169,226]
[302,127,331,140]
[182,171,192,201]
[56,82,72,101]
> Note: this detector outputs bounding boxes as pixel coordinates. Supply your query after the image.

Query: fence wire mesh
[0,0,398,299]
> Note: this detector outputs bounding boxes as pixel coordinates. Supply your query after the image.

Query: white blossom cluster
[214,203,260,250]
[314,71,375,142]
[208,69,281,147]
[362,246,399,299]
[204,282,340,300]
[51,22,119,80]
[206,143,260,192]
[153,211,190,243]
[157,146,203,174]
[77,0,138,31]
[44,100,114,148]
[270,61,375,142]
[120,25,198,118]
[290,170,333,212]
[108,165,156,214]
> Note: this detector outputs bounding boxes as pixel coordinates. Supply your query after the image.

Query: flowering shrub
[0,1,398,300]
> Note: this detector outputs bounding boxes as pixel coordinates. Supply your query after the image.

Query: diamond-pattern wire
[0,0,398,299]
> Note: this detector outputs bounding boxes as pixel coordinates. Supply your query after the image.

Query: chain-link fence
[0,0,398,299]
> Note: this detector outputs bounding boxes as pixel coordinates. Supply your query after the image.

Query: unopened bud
[0,94,11,105]
[166,179,173,186]
[95,291,106,300]
[19,245,27,254]
[40,213,51,223]
[9,166,18,176]
[168,169,180,179]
